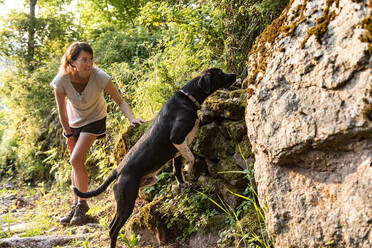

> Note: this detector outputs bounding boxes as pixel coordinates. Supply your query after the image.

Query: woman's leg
[69,133,97,225]
[59,133,97,224]
[70,133,97,199]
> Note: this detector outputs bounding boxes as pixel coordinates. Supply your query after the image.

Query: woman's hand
[104,81,146,126]
[66,136,77,155]
[129,118,146,127]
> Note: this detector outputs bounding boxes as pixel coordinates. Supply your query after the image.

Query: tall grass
[199,184,270,248]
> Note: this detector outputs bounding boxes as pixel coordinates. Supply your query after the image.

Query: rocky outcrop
[245,0,372,247]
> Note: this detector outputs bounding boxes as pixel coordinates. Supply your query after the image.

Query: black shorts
[70,117,106,140]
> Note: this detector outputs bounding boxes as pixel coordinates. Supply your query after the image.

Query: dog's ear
[198,74,211,94]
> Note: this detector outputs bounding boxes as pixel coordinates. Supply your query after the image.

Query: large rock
[245,0,372,247]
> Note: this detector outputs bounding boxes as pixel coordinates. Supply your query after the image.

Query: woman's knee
[70,155,85,169]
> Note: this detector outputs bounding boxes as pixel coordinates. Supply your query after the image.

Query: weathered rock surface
[245,0,372,247]
[0,234,88,248]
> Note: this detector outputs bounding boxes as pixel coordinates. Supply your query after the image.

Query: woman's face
[71,50,93,79]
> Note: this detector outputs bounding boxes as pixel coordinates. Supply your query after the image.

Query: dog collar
[179,89,201,109]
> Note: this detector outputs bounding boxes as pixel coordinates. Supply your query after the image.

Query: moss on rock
[113,120,153,164]
[301,0,339,48]
[360,0,372,53]
[236,206,260,235]
[123,120,154,149]
[217,157,246,182]
[192,122,234,159]
[236,136,254,161]
[222,120,247,143]
[200,214,226,234]
[125,196,168,246]
[201,90,246,120]
[246,0,296,86]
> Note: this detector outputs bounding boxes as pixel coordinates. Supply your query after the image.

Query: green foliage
[0,9,81,69]
[88,0,148,27]
[92,27,159,67]
[156,187,221,240]
[218,0,289,77]
[120,232,140,248]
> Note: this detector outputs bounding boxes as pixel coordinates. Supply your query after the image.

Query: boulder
[191,122,234,159]
[125,197,168,247]
[199,89,247,124]
[245,0,372,247]
[114,120,153,164]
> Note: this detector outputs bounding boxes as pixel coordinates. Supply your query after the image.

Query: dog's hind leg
[109,176,139,248]
[173,156,185,185]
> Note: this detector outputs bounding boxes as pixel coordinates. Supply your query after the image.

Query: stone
[216,179,243,210]
[221,120,247,143]
[216,157,248,188]
[0,234,89,248]
[200,89,246,123]
[191,122,234,159]
[188,232,220,248]
[245,0,372,247]
[1,222,38,233]
[125,197,167,247]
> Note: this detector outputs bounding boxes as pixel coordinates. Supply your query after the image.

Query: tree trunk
[27,0,37,71]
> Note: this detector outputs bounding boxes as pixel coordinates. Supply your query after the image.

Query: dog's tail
[72,170,118,198]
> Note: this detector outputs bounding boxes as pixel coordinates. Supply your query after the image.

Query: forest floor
[0,182,134,248]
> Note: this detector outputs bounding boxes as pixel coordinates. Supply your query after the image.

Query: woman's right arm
[54,89,71,135]
[54,89,76,154]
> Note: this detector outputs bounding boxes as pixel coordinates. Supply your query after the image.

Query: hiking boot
[70,201,90,225]
[58,202,77,224]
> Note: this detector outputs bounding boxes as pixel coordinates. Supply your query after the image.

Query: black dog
[73,68,236,247]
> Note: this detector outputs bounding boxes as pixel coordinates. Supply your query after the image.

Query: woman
[51,42,145,225]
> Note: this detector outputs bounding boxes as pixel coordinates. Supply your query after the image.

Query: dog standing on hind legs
[72,68,237,247]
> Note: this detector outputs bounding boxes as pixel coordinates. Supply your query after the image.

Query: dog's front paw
[173,180,191,193]
[178,182,191,193]
[184,160,194,174]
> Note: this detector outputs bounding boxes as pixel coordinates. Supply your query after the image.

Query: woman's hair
[58,42,94,75]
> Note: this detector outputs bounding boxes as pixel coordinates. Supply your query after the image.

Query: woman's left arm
[104,80,145,126]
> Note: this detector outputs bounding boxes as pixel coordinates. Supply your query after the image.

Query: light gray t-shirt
[50,67,110,128]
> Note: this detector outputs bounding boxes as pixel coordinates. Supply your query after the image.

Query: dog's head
[197,68,236,95]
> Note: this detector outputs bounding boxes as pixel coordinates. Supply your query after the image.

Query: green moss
[206,90,230,111]
[126,196,163,233]
[201,214,226,234]
[222,120,247,143]
[236,136,254,161]
[203,90,245,120]
[229,89,246,100]
[113,120,154,164]
[123,120,154,149]
[236,206,260,235]
[153,188,227,240]
[301,0,338,48]
[359,0,372,54]
[217,157,245,181]
[246,0,300,86]
[193,123,234,159]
